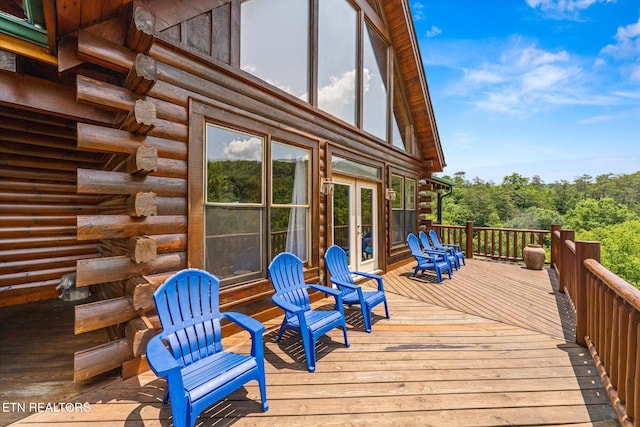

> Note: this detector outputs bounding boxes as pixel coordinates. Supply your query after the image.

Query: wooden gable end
[382,0,445,172]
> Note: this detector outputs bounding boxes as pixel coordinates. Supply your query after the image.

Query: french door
[332,176,378,272]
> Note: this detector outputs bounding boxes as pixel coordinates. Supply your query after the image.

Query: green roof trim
[0,0,47,47]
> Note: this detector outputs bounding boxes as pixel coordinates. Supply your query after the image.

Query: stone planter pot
[523,244,546,270]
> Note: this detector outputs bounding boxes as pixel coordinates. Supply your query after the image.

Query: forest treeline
[437,171,640,288]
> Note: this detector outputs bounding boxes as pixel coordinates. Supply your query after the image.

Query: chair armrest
[271,294,305,315]
[308,284,344,311]
[442,243,462,251]
[223,312,265,336]
[308,284,340,297]
[146,334,180,377]
[223,312,265,359]
[329,278,359,291]
[350,271,385,292]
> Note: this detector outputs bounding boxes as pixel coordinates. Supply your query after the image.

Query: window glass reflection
[318,0,357,125]
[206,125,263,204]
[363,23,388,140]
[240,0,309,101]
[271,142,309,261]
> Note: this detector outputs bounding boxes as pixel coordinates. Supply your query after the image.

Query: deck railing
[430,222,639,425]
[431,221,550,264]
[550,227,640,426]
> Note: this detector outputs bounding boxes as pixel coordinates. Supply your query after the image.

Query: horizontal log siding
[0,109,102,306]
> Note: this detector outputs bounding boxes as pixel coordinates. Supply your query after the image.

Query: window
[362,22,388,140]
[238,0,397,145]
[0,0,47,46]
[405,179,416,238]
[205,124,264,282]
[391,175,404,245]
[271,142,310,261]
[391,175,416,246]
[318,0,358,125]
[240,0,309,101]
[204,123,311,286]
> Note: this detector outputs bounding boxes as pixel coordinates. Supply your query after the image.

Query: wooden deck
[7,259,619,426]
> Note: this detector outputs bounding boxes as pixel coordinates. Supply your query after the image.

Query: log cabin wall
[1,0,444,382]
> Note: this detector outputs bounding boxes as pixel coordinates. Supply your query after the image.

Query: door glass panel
[333,183,351,257]
[360,187,374,263]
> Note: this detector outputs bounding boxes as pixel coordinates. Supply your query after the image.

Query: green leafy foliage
[578,221,640,288]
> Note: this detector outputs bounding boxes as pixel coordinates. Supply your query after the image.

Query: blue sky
[411,0,640,184]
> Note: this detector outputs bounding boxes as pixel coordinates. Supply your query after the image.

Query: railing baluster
[617,303,632,403]
[609,297,622,390]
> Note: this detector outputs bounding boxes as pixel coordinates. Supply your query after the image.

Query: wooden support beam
[57,35,83,72]
[0,72,112,124]
[127,192,157,217]
[120,100,156,134]
[124,54,157,95]
[98,195,184,216]
[125,316,157,357]
[75,296,140,334]
[128,235,157,264]
[76,252,187,287]
[77,29,136,73]
[77,214,187,241]
[77,168,186,197]
[0,49,16,71]
[74,338,131,382]
[127,6,157,53]
[77,122,187,160]
[126,146,158,175]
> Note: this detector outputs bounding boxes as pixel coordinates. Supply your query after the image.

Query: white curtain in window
[286,158,307,258]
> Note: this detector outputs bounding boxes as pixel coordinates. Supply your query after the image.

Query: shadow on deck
[7,259,619,426]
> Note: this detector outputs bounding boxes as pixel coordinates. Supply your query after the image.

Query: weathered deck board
[8,260,618,426]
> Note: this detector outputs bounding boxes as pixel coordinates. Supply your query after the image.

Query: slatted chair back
[407,233,425,257]
[153,269,224,368]
[419,231,435,251]
[268,252,312,313]
[324,245,356,296]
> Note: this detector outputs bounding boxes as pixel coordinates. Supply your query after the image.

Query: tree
[579,220,640,289]
[564,198,639,232]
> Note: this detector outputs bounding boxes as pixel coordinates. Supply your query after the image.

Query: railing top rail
[432,224,464,229]
[584,258,640,313]
[472,226,549,233]
[565,240,576,254]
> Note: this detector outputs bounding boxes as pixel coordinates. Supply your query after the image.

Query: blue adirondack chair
[268,252,349,372]
[429,229,466,266]
[146,269,268,427]
[324,245,389,333]
[407,233,452,283]
[419,230,458,270]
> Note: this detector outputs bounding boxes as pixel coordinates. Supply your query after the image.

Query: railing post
[550,224,561,270]
[558,229,575,293]
[574,240,600,347]
[465,221,474,259]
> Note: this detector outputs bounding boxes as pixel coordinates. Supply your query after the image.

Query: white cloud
[223,137,262,161]
[457,43,589,115]
[600,16,640,59]
[318,69,357,118]
[526,0,617,18]
[412,1,425,21]
[426,25,442,38]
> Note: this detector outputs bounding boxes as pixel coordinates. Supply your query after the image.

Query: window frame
[189,101,319,288]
